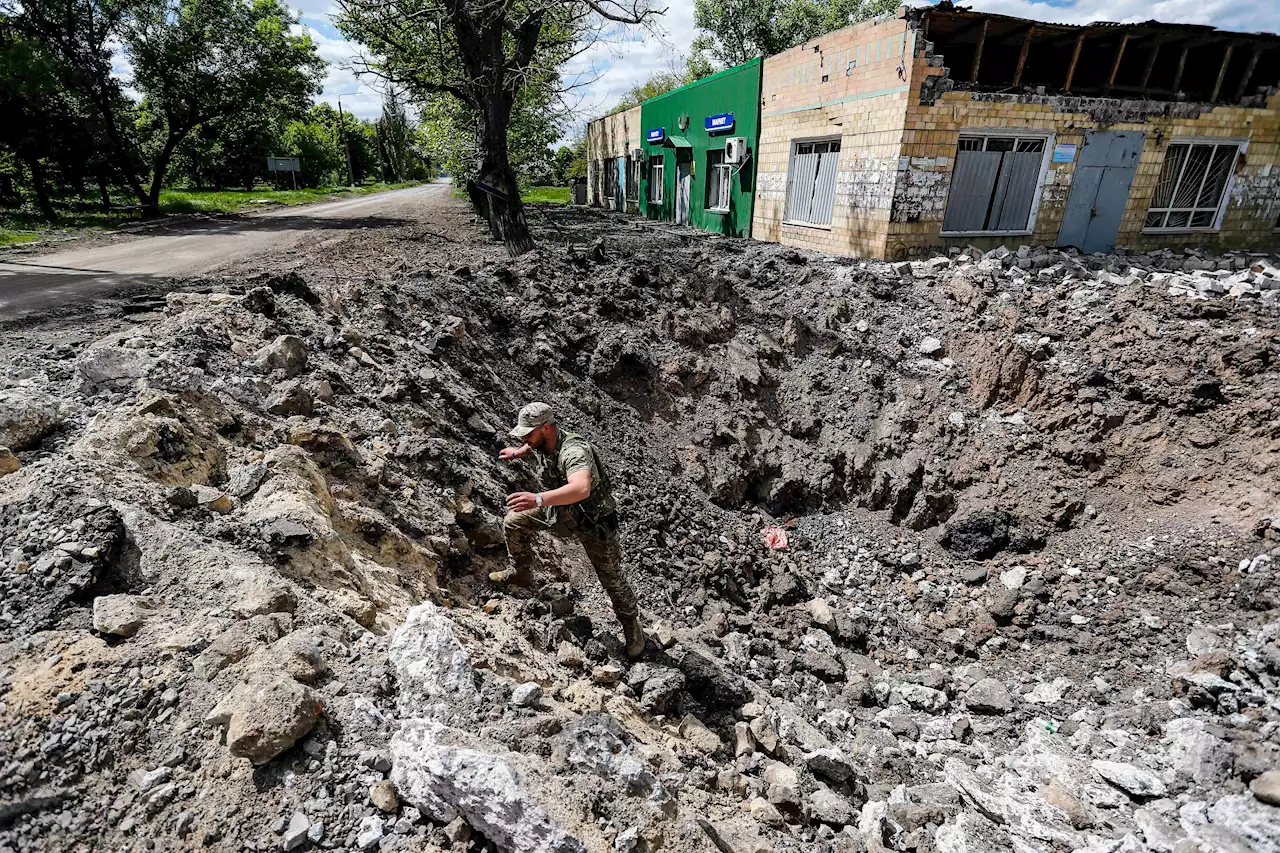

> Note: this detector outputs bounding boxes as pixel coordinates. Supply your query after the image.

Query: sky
[292,0,1280,132]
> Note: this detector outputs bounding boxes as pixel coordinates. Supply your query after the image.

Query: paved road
[0,183,449,316]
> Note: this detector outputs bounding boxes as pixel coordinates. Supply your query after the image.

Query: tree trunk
[25,156,57,221]
[97,170,111,210]
[474,94,534,257]
[145,134,181,213]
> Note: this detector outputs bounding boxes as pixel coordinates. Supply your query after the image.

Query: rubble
[0,203,1277,853]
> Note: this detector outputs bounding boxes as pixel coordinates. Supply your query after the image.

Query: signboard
[1051,143,1078,163]
[266,156,301,173]
[646,128,665,144]
[705,113,734,132]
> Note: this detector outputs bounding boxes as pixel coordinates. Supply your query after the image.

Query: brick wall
[586,106,642,212]
[753,15,916,258]
[890,49,1280,257]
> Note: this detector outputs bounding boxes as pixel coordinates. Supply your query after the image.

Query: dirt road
[0,182,450,317]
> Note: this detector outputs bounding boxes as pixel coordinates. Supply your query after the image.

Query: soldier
[492,402,645,659]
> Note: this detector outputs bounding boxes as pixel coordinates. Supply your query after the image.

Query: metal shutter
[943,150,1002,233]
[989,151,1042,231]
[785,152,821,223]
[809,151,840,226]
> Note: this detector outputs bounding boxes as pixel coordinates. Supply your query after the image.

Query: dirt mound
[0,202,1278,853]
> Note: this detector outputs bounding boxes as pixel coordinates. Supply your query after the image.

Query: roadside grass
[0,181,423,245]
[521,186,570,204]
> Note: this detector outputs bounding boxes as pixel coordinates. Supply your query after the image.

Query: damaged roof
[910,2,1280,105]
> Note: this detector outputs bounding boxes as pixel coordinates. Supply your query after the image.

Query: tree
[336,0,659,256]
[377,88,414,182]
[282,119,341,187]
[692,0,898,68]
[4,0,326,211]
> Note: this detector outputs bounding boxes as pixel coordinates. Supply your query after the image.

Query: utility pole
[336,93,357,187]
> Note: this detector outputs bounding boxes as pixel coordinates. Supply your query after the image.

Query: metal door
[615,157,626,210]
[1057,130,1146,253]
[675,159,691,225]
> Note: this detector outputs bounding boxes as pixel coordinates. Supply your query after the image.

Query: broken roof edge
[907,2,1280,43]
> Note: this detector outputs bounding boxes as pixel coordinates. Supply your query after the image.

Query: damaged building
[585,3,1280,259]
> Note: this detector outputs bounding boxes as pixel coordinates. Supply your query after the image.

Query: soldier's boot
[622,615,647,660]
[582,532,645,659]
[493,510,540,587]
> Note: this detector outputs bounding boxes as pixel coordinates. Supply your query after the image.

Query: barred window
[1144,142,1240,230]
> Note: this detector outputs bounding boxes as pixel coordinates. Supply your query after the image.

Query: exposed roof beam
[1210,42,1236,101]
[1105,33,1130,95]
[1234,44,1263,101]
[1139,36,1166,94]
[1065,32,1086,92]
[1013,27,1035,87]
[970,18,988,84]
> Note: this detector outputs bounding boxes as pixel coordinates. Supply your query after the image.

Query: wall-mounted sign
[646,127,665,144]
[705,113,734,132]
[1051,143,1078,163]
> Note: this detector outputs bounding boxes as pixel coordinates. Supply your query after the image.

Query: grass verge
[521,186,570,204]
[0,181,423,245]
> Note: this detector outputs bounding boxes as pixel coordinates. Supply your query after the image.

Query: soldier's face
[525,424,547,450]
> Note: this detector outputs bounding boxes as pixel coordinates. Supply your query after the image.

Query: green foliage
[1,0,326,215]
[612,71,689,112]
[378,88,428,182]
[692,0,898,67]
[282,119,342,188]
[520,185,569,204]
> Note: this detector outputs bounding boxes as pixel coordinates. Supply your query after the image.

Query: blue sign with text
[705,113,734,132]
[646,127,665,143]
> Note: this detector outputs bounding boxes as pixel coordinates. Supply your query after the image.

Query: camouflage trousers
[503,507,639,623]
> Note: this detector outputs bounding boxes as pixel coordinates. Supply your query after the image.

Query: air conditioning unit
[724,137,748,165]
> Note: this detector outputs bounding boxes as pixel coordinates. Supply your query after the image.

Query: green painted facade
[639,59,762,238]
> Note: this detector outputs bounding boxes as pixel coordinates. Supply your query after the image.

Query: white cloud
[290,0,1280,138]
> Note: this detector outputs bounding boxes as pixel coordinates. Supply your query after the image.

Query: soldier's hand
[499,446,527,462]
[506,492,538,512]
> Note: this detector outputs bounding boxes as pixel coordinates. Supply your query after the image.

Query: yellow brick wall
[890,62,1280,257]
[586,106,643,211]
[753,15,916,258]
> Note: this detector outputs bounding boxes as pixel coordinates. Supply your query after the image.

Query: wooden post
[1105,33,1130,95]
[1139,36,1164,95]
[1013,27,1034,87]
[1210,43,1235,102]
[1172,43,1189,94]
[1065,32,1085,92]
[970,18,988,83]
[1234,45,1263,102]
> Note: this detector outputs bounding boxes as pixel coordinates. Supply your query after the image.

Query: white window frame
[939,128,1054,238]
[1143,137,1246,234]
[783,136,842,229]
[649,157,664,204]
[706,148,732,213]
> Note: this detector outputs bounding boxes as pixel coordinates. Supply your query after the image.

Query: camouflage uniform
[503,431,639,623]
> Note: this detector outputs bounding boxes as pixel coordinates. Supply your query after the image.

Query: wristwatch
[535,493,544,508]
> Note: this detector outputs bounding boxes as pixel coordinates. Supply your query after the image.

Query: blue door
[1057,130,1145,253]
[615,157,626,210]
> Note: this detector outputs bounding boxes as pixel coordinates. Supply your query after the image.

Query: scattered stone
[225,676,323,765]
[92,594,156,638]
[680,714,723,755]
[370,780,399,813]
[510,682,543,708]
[282,811,310,851]
[808,787,854,826]
[965,678,1013,715]
[254,335,309,377]
[1251,771,1280,807]
[0,447,19,477]
[1092,761,1168,799]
